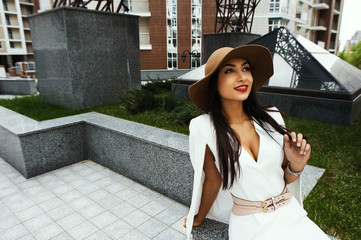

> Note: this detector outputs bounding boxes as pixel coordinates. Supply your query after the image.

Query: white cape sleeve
[186,118,207,239]
[186,117,233,239]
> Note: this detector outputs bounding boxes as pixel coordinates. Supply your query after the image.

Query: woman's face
[217,58,253,104]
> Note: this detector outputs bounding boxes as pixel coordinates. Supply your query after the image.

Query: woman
[184,45,329,239]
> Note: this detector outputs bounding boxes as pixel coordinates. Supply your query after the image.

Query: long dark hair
[205,70,291,189]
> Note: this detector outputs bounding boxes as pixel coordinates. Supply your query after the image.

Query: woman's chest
[231,123,260,162]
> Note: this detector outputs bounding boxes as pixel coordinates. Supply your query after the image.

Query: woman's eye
[243,67,250,72]
[224,68,234,74]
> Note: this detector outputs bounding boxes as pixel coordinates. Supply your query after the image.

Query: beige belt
[231,187,293,216]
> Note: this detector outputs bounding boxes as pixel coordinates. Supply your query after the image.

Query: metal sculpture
[53,0,129,13]
[215,0,261,33]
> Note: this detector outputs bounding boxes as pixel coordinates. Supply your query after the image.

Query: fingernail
[303,152,307,155]
[293,138,296,142]
[300,151,303,155]
[297,143,301,147]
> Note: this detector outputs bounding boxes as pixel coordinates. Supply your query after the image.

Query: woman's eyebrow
[221,62,250,69]
[222,63,235,68]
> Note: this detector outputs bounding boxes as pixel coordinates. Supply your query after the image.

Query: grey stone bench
[0,106,335,239]
[0,78,37,95]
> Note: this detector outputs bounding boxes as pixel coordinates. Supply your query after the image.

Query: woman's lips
[234,84,248,92]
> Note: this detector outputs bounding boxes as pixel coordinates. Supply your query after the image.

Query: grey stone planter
[29,7,141,110]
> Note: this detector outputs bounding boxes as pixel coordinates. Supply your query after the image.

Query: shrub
[120,88,159,114]
[157,92,178,112]
[167,102,203,125]
[142,79,172,94]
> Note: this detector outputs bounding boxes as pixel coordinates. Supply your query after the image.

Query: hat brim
[188,45,273,112]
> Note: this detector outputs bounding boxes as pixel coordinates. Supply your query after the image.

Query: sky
[338,0,361,51]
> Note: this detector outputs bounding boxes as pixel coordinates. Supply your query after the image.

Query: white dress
[186,107,329,240]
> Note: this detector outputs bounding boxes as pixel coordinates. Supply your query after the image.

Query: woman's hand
[183,215,203,228]
[283,132,311,172]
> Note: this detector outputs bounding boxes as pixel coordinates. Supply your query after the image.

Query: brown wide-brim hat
[188,44,273,112]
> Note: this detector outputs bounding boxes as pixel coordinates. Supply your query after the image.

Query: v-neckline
[241,119,261,163]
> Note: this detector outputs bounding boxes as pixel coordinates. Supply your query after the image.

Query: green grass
[1,95,360,240]
[0,95,89,121]
[285,116,361,240]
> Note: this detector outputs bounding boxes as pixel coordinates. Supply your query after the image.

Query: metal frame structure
[215,0,260,33]
[53,0,129,13]
[274,27,341,91]
[274,27,309,89]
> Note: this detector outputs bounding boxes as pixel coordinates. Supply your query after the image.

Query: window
[0,42,2,49]
[5,15,10,25]
[10,42,14,48]
[8,29,13,39]
[269,0,280,13]
[191,0,202,69]
[28,6,33,15]
[3,0,8,11]
[269,20,287,32]
[270,0,289,15]
[167,0,177,69]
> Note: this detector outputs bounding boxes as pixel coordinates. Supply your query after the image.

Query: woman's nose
[236,71,246,81]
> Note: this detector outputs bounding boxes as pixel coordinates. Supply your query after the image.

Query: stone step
[301,164,325,199]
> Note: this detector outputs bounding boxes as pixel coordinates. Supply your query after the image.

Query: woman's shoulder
[265,106,285,126]
[189,113,214,138]
[190,113,211,125]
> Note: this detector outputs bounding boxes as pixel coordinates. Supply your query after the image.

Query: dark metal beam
[215,0,260,33]
[53,0,129,13]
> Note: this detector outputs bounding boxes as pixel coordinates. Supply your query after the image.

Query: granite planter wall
[29,7,141,110]
[0,79,37,95]
[0,107,192,206]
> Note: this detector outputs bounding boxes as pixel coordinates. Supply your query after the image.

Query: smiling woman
[217,58,253,103]
[184,45,330,240]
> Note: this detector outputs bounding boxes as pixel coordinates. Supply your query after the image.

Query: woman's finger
[297,133,303,147]
[183,216,187,228]
[290,132,297,143]
[304,144,311,155]
[300,139,307,155]
[284,134,291,149]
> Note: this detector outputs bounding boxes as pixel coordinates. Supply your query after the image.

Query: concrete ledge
[0,78,37,95]
[141,69,190,81]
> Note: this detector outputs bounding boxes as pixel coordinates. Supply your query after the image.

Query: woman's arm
[193,144,222,226]
[282,132,311,184]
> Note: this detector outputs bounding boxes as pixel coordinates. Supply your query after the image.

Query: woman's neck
[220,99,249,124]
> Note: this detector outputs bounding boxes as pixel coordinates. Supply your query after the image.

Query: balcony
[313,0,329,10]
[309,26,327,31]
[19,0,34,6]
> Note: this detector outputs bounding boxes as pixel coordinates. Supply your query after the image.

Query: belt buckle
[262,201,268,213]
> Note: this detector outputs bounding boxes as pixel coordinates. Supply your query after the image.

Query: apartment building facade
[134,0,344,70]
[252,0,343,54]
[0,0,40,69]
[31,0,344,72]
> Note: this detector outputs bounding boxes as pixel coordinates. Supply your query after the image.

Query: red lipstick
[234,84,248,92]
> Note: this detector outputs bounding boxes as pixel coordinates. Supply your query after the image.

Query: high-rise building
[252,0,343,55]
[344,30,361,53]
[0,0,39,69]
